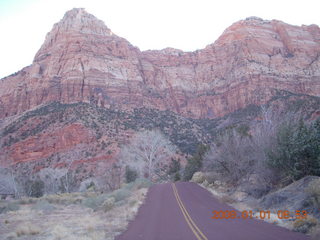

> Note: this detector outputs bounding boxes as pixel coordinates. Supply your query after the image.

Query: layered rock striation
[1,9,320,120]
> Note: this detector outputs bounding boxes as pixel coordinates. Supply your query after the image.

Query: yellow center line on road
[172,183,208,240]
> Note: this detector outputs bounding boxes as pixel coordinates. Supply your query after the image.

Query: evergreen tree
[183,144,209,181]
[268,118,320,181]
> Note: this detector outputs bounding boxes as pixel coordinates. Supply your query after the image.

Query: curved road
[116,182,310,240]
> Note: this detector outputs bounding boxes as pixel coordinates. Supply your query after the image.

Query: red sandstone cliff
[0,9,320,119]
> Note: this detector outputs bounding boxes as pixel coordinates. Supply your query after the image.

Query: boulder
[191,172,205,184]
[260,176,320,214]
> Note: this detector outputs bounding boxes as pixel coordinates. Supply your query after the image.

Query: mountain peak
[34,8,113,62]
[63,8,86,17]
[56,8,112,35]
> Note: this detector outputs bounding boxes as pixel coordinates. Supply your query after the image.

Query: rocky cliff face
[1,9,320,178]
[1,9,319,119]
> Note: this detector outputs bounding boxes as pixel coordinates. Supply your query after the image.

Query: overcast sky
[0,0,319,78]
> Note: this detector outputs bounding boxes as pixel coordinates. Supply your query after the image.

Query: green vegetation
[125,166,138,183]
[183,144,209,181]
[31,200,56,212]
[26,179,45,198]
[0,202,20,214]
[167,158,181,181]
[1,101,207,154]
[81,178,150,211]
[82,193,110,210]
[268,119,320,181]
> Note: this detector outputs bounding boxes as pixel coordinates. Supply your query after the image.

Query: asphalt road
[116,182,310,240]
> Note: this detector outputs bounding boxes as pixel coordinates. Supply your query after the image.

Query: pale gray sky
[0,0,319,78]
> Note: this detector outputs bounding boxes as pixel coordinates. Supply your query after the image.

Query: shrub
[268,119,320,181]
[125,166,138,183]
[173,172,181,182]
[27,180,45,198]
[18,197,37,204]
[82,193,109,210]
[102,197,115,212]
[203,129,259,184]
[31,200,56,212]
[0,202,20,214]
[134,178,153,190]
[124,178,152,191]
[15,224,40,237]
[183,144,209,181]
[306,178,320,209]
[167,158,181,181]
[115,200,127,207]
[110,189,131,202]
[203,172,217,184]
[293,216,318,233]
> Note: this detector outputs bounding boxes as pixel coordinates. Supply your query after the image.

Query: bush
[293,216,318,233]
[82,193,110,210]
[173,172,181,182]
[183,144,209,181]
[268,119,320,181]
[31,200,56,212]
[115,200,127,207]
[110,189,131,202]
[124,178,152,191]
[203,172,217,184]
[0,202,20,214]
[42,194,76,205]
[102,197,115,212]
[125,166,138,183]
[27,180,45,198]
[167,158,181,181]
[15,224,40,237]
[134,178,153,190]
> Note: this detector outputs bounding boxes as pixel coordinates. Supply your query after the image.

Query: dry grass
[15,224,41,237]
[0,180,149,240]
[104,188,147,239]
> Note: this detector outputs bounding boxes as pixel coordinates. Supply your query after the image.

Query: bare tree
[204,106,295,188]
[0,167,20,198]
[119,130,176,181]
[96,162,122,191]
[204,129,255,183]
[38,168,67,194]
[62,159,77,193]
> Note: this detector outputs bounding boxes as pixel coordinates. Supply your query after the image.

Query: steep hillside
[1,92,319,181]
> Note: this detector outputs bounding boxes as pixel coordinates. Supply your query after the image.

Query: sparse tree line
[0,160,124,199]
[0,166,76,198]
[1,106,319,199]
[202,106,320,197]
[0,130,181,199]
